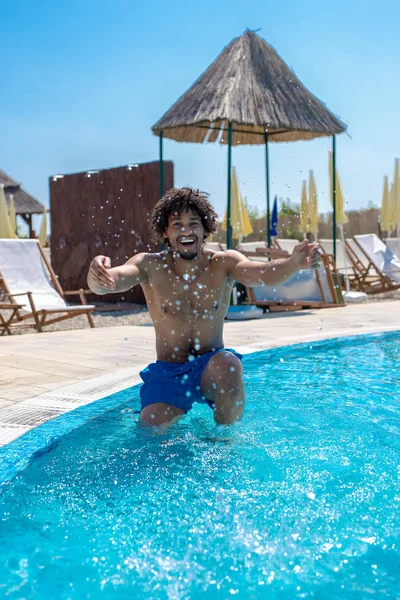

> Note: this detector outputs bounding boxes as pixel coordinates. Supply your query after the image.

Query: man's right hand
[88,255,116,291]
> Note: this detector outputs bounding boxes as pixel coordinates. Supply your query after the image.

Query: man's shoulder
[208,250,248,279]
[126,251,164,268]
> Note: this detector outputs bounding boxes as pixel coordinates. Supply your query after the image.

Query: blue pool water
[0,332,400,599]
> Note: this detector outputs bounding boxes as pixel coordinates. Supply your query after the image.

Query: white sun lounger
[0,239,95,332]
[353,234,400,283]
[241,250,344,310]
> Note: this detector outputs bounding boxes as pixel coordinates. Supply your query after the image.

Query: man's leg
[200,351,245,424]
[140,403,185,426]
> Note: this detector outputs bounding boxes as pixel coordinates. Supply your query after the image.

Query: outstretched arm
[225,241,321,288]
[87,252,149,295]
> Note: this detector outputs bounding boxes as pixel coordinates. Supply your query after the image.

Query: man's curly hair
[151,187,218,243]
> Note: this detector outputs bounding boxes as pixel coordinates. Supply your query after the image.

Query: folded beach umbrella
[389,182,395,235]
[299,180,308,237]
[270,195,278,238]
[308,170,319,236]
[329,150,348,226]
[380,174,391,234]
[8,194,17,235]
[328,150,350,291]
[0,184,16,239]
[222,167,253,240]
[39,208,48,246]
[392,158,400,248]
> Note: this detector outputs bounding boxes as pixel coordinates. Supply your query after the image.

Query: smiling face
[164,209,205,261]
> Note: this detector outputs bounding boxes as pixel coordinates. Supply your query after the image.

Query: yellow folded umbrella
[0,184,16,238]
[39,208,48,246]
[329,150,348,225]
[8,194,17,235]
[299,180,308,235]
[328,152,350,290]
[222,167,253,239]
[380,174,391,233]
[308,170,319,235]
[392,158,400,229]
[389,182,395,232]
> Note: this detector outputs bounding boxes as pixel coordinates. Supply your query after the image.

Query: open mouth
[178,236,197,248]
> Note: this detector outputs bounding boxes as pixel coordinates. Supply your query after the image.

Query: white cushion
[354,234,400,282]
[0,239,68,313]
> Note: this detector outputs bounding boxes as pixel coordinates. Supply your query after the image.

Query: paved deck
[1,301,399,407]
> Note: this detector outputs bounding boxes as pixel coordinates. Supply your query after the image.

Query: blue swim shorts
[139,348,243,413]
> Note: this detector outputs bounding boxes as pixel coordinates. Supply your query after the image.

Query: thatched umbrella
[152,30,346,256]
[0,169,45,237]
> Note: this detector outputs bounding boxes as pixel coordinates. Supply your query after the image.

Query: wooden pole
[332,135,337,264]
[159,130,164,199]
[226,123,233,249]
[264,133,271,247]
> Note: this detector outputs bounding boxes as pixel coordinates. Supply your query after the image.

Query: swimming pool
[0,332,399,599]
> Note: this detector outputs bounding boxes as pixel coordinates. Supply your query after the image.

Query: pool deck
[1,301,399,408]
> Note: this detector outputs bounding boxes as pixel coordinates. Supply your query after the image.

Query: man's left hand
[291,240,322,270]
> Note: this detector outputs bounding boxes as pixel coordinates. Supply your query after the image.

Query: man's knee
[140,403,184,426]
[208,351,243,386]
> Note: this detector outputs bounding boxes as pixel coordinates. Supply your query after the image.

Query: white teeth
[180,237,195,244]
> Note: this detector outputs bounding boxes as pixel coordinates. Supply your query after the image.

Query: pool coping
[0,327,399,490]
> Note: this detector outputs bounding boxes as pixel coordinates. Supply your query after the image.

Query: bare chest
[143,269,231,320]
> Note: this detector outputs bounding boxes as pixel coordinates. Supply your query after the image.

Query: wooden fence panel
[50,161,174,304]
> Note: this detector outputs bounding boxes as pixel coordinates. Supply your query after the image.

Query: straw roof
[0,170,20,188]
[152,30,346,145]
[0,169,44,215]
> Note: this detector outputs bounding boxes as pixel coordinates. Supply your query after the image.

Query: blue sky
[2,0,400,232]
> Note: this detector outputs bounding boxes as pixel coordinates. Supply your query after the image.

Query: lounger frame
[0,241,95,333]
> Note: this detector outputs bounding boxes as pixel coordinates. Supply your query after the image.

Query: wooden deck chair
[348,234,400,294]
[238,240,287,253]
[342,240,380,292]
[255,247,290,259]
[0,239,95,333]
[240,250,345,312]
[275,239,301,254]
[238,241,268,253]
[0,302,25,335]
[204,242,226,252]
[386,237,400,257]
[318,239,361,290]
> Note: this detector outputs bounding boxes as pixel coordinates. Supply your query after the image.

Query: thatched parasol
[152,30,346,255]
[0,169,45,237]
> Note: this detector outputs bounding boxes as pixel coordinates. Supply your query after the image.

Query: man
[88,187,321,427]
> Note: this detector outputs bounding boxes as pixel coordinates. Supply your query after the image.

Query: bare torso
[141,250,233,362]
